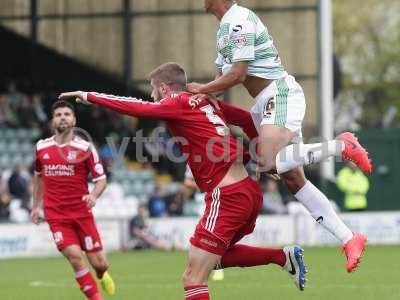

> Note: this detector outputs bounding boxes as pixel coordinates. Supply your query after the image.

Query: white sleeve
[215,53,225,70]
[229,20,256,63]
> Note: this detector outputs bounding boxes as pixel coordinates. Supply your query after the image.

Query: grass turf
[1,245,399,300]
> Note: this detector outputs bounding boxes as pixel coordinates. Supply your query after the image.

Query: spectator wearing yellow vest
[337,162,370,211]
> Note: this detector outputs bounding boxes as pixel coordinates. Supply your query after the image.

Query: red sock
[75,268,101,300]
[184,285,210,300]
[221,244,286,268]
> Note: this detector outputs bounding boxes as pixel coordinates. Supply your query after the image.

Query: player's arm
[58,91,182,119]
[31,149,44,224]
[31,173,43,224]
[83,144,108,208]
[218,100,258,140]
[187,21,255,95]
[83,178,107,209]
[188,62,248,94]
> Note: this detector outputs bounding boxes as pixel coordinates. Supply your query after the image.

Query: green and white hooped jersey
[215,4,287,80]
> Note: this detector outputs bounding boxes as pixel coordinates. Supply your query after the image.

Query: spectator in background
[128,204,173,251]
[148,185,167,217]
[17,96,39,128]
[32,94,48,125]
[0,173,10,221]
[4,81,23,111]
[337,162,370,211]
[165,186,186,216]
[262,179,288,214]
[8,164,31,211]
[0,95,12,126]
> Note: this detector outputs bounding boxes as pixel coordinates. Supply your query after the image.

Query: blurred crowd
[0,164,32,223]
[0,81,47,129]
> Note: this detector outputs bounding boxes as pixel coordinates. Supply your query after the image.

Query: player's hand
[256,165,280,181]
[189,94,221,110]
[82,194,97,208]
[267,173,281,181]
[187,82,205,94]
[58,91,92,105]
[31,208,42,225]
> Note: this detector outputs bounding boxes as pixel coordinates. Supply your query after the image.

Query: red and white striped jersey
[35,136,106,220]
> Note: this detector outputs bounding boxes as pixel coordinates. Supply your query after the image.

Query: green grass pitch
[1,246,400,300]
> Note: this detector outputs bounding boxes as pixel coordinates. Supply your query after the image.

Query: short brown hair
[51,100,75,116]
[148,62,187,90]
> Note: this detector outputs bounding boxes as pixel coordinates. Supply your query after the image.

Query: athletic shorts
[47,215,103,253]
[190,177,263,256]
[250,74,306,141]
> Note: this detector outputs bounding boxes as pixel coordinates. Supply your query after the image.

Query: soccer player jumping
[187,0,371,273]
[59,62,308,299]
[31,101,115,300]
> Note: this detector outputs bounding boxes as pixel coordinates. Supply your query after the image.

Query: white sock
[295,181,353,244]
[276,140,344,174]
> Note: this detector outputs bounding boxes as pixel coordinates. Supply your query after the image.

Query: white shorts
[250,74,306,140]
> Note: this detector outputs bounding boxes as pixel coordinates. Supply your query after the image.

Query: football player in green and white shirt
[188,0,371,273]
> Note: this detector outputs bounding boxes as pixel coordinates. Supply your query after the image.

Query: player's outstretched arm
[187,62,248,96]
[59,91,181,119]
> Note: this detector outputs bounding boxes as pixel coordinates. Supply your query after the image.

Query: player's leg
[182,245,220,300]
[282,167,367,272]
[255,76,367,272]
[255,76,371,174]
[78,216,115,295]
[260,128,366,272]
[86,251,115,296]
[216,179,307,291]
[62,245,102,300]
[48,219,102,300]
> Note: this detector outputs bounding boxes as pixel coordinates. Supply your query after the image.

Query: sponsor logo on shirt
[233,34,247,49]
[232,24,243,33]
[43,153,50,160]
[44,164,75,176]
[263,96,276,119]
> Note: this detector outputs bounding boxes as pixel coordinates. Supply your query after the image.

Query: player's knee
[67,253,85,269]
[282,171,306,193]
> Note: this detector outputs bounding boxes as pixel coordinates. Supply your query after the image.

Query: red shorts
[47,215,103,253]
[190,177,263,256]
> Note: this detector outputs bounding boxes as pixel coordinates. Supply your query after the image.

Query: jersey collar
[52,135,77,147]
[221,3,238,23]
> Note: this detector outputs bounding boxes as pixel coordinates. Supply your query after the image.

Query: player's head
[148,62,187,101]
[51,100,76,134]
[203,0,233,14]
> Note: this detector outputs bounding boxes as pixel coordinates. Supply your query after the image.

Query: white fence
[1,211,400,259]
